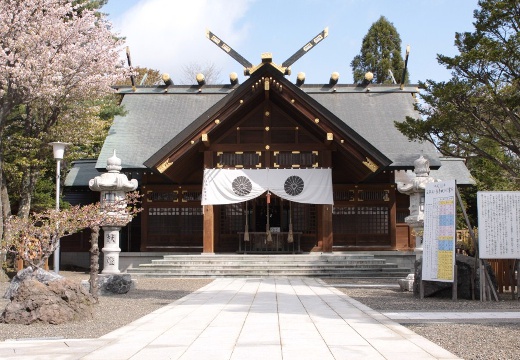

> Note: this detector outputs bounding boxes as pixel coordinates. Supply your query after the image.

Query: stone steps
[126,254,412,278]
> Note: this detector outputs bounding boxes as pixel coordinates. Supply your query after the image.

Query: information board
[422,180,456,282]
[478,191,520,259]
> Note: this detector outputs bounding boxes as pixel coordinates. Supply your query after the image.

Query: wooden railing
[238,232,301,254]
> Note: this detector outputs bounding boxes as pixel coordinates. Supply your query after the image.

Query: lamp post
[49,141,70,273]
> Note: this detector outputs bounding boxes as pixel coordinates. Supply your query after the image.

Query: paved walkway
[0,278,464,360]
[383,310,520,323]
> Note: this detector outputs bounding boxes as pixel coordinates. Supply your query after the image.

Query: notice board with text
[423,180,456,282]
[478,191,520,259]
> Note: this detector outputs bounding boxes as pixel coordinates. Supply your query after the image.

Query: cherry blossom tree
[1,192,141,300]
[0,0,127,223]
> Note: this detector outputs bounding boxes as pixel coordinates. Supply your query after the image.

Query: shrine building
[63,34,474,268]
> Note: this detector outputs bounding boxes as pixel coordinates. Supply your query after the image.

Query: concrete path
[0,278,461,360]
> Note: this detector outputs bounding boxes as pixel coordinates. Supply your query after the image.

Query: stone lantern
[397,155,437,257]
[89,151,138,274]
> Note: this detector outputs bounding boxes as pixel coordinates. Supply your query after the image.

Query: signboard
[478,192,520,259]
[422,180,456,282]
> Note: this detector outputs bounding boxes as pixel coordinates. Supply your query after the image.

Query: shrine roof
[64,159,101,187]
[395,157,476,186]
[97,80,439,171]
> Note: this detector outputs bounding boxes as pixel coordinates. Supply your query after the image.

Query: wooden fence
[456,229,517,295]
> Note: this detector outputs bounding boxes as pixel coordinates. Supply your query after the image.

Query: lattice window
[333,207,356,234]
[274,151,318,168]
[220,203,246,234]
[148,207,203,235]
[292,203,316,234]
[333,190,355,201]
[358,189,390,202]
[357,206,389,234]
[146,191,178,202]
[396,210,409,223]
[217,152,261,168]
[333,206,389,235]
[182,191,202,202]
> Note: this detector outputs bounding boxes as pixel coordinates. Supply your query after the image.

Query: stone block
[398,273,415,291]
[81,274,136,296]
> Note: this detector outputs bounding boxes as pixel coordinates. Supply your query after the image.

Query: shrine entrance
[218,195,317,253]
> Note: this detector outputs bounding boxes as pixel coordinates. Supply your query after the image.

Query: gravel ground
[0,272,212,342]
[1,274,519,360]
[325,278,520,360]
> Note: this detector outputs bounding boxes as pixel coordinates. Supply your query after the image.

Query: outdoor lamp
[49,141,71,274]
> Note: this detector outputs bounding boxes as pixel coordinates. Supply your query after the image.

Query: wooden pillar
[140,183,148,252]
[203,151,215,254]
[203,205,215,254]
[389,184,397,249]
[320,204,333,252]
[320,150,333,252]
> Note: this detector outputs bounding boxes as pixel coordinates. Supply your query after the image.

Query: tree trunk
[0,161,4,241]
[0,104,8,240]
[89,225,100,302]
[17,167,39,219]
[1,173,11,219]
[1,171,11,244]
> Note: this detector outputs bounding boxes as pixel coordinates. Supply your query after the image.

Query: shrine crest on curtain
[201,168,333,205]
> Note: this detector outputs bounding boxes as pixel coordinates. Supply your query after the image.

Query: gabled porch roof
[97,64,440,175]
[144,63,394,183]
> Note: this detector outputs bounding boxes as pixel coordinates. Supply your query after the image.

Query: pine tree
[395,0,520,190]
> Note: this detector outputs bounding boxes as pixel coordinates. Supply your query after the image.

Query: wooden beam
[325,132,333,144]
[264,78,270,100]
[202,133,209,147]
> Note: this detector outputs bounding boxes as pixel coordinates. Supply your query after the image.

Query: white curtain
[201,168,333,205]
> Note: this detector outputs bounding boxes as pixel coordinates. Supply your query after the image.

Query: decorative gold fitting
[157,159,173,173]
[362,157,379,172]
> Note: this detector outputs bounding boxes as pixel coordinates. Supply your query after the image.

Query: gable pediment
[145,63,391,183]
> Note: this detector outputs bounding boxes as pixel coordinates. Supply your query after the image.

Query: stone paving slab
[383,310,520,323]
[0,278,462,359]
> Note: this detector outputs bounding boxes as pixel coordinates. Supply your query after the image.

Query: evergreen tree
[395,0,520,190]
[351,16,408,84]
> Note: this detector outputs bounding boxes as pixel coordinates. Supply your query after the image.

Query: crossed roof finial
[206,28,328,76]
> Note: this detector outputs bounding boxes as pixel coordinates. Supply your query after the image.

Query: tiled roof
[64,159,101,187]
[395,157,475,186]
[307,90,440,168]
[96,90,228,169]
[97,79,440,170]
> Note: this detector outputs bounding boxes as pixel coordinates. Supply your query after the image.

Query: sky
[101,0,481,85]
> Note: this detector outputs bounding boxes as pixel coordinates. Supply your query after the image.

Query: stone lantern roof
[89,150,138,192]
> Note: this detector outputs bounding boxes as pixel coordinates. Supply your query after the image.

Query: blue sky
[101,0,480,85]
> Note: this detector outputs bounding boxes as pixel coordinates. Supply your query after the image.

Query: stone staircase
[126,254,412,278]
